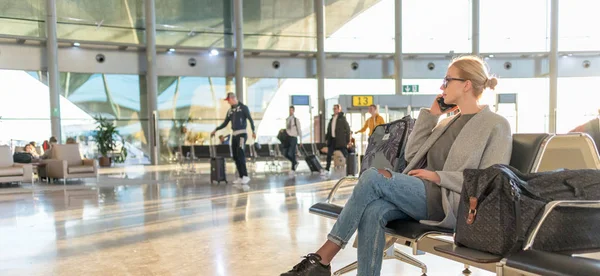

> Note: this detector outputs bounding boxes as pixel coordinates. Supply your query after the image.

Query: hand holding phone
[436,97,457,112]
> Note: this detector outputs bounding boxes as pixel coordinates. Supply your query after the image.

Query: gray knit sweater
[402,106,512,229]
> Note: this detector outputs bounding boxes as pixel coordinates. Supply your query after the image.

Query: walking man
[323,104,351,175]
[284,106,302,176]
[211,92,256,185]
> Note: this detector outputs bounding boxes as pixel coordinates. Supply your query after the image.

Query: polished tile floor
[0,162,495,275]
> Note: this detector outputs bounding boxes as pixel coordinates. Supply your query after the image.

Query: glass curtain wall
[559,0,600,51]
[0,70,51,147]
[56,0,145,44]
[246,78,317,144]
[326,0,393,53]
[157,76,233,162]
[0,0,45,37]
[480,0,549,52]
[557,77,600,134]
[59,73,150,164]
[156,0,230,48]
[243,0,316,51]
[3,0,600,160]
[556,1,600,134]
[402,0,471,53]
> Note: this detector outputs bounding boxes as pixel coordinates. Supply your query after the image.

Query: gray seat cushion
[309,202,453,239]
[506,250,600,276]
[68,166,94,174]
[0,166,23,177]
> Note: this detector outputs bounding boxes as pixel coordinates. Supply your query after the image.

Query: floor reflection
[0,164,493,275]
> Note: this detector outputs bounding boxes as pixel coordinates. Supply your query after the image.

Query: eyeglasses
[442,77,467,88]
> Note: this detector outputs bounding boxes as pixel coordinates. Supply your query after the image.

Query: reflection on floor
[0,164,494,275]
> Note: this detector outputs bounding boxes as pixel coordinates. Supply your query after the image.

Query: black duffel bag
[455,164,600,256]
[277,129,289,147]
[13,152,33,163]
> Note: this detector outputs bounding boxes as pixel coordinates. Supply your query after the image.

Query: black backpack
[360,115,415,175]
[13,152,33,163]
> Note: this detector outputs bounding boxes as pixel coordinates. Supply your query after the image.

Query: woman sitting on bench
[281,56,513,276]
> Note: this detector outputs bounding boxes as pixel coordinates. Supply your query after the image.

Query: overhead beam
[0,43,598,79]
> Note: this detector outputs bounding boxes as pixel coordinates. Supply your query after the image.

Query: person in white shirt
[284,106,302,175]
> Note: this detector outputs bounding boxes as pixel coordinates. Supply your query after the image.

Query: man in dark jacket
[323,104,351,175]
[211,92,256,185]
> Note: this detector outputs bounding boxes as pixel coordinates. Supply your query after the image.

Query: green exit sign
[403,85,419,93]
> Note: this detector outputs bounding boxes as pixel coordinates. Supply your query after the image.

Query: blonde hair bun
[485,77,498,90]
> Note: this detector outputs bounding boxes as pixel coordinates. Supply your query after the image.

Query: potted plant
[94,116,120,167]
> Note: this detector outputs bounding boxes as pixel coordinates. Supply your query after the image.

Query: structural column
[145,0,159,164]
[472,0,480,56]
[548,0,559,133]
[394,0,402,95]
[46,0,61,140]
[233,0,244,102]
[315,0,326,142]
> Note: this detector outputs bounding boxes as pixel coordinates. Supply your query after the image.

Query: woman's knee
[355,169,377,190]
[361,167,391,180]
[354,168,389,192]
[377,169,392,178]
[361,201,397,228]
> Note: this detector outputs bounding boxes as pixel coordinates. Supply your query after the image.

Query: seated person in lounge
[66,137,77,144]
[41,136,58,160]
[23,144,41,162]
[218,135,230,145]
[29,141,43,155]
[281,56,513,276]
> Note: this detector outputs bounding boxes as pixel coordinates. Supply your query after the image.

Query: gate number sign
[352,96,373,107]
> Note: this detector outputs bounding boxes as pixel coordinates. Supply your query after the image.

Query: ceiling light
[73,42,80,47]
[209,49,219,56]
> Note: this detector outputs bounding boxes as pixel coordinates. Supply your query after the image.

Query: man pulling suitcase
[211,92,256,186]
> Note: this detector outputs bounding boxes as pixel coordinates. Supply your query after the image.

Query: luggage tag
[382,133,390,140]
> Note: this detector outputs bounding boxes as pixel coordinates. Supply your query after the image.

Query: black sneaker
[280,253,331,276]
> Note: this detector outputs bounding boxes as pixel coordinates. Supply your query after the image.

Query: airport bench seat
[308,202,453,240]
[308,133,600,275]
[502,250,600,276]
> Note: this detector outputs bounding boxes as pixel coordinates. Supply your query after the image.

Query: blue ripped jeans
[327,168,428,276]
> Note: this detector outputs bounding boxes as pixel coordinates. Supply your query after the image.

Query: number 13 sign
[352,96,373,107]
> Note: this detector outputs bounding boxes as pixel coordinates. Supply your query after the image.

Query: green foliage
[113,146,128,163]
[94,116,120,157]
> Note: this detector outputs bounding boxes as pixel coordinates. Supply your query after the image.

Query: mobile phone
[437,97,457,112]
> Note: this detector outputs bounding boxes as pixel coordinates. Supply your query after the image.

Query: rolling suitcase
[346,153,358,176]
[211,157,227,184]
[210,139,227,184]
[301,146,322,173]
